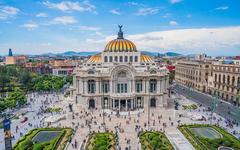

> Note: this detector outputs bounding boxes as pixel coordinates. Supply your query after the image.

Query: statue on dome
[117,25,123,39]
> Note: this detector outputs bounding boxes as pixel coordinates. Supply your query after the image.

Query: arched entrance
[89,99,95,109]
[150,98,156,107]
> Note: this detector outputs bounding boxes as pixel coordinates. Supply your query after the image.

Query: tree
[19,68,32,86]
[4,88,26,109]
[65,75,73,84]
[0,66,10,92]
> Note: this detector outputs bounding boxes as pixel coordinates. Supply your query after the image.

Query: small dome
[104,25,137,52]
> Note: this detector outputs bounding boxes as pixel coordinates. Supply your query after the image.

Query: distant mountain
[165,52,181,57]
[42,51,99,57]
[141,51,181,57]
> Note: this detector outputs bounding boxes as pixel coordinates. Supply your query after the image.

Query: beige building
[175,60,240,106]
[208,63,240,106]
[4,55,27,65]
[70,26,169,111]
[175,60,211,92]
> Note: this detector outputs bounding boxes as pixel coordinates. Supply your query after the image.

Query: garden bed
[44,107,62,113]
[85,132,117,150]
[139,131,174,150]
[182,104,198,110]
[179,124,240,150]
[13,128,73,150]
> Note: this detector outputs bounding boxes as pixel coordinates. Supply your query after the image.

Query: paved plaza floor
[0,91,239,150]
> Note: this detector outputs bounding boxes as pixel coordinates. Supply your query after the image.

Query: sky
[0,0,240,56]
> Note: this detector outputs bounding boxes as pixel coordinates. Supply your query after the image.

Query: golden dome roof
[104,25,137,52]
[87,54,153,63]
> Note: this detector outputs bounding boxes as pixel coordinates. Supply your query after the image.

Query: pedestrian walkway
[166,130,195,150]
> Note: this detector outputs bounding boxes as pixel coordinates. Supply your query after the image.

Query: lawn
[179,124,240,150]
[13,128,73,150]
[85,132,117,150]
[139,131,174,150]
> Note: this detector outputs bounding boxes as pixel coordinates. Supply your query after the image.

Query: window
[117,83,128,93]
[227,75,230,84]
[119,56,123,62]
[104,56,108,62]
[130,56,133,62]
[150,98,156,107]
[149,79,157,93]
[136,80,142,93]
[114,56,118,62]
[88,80,96,94]
[88,70,94,74]
[102,80,109,93]
[124,56,128,62]
[232,76,235,86]
[109,56,113,62]
[117,84,120,93]
[134,56,138,62]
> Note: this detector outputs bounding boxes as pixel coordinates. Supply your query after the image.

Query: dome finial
[117,25,123,39]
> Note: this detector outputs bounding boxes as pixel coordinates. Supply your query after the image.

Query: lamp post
[148,85,150,130]
[210,89,218,125]
[102,78,106,132]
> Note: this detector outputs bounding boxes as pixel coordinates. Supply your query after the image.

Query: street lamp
[210,89,218,125]
[148,84,150,130]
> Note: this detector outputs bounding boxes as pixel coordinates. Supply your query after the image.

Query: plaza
[0,85,239,149]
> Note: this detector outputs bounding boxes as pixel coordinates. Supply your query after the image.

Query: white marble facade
[70,26,169,111]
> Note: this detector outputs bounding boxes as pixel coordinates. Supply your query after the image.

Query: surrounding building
[25,62,52,74]
[208,62,240,106]
[70,26,169,111]
[4,49,27,65]
[175,58,240,106]
[175,60,211,92]
[49,59,79,76]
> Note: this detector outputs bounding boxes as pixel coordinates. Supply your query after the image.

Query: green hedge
[13,128,73,150]
[182,104,198,110]
[179,124,240,150]
[139,131,174,150]
[85,132,117,150]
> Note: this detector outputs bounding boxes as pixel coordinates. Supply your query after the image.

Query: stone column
[131,99,133,109]
[113,99,115,109]
[146,80,149,94]
[110,80,113,93]
[143,79,146,93]
[157,80,160,94]
[118,100,120,111]
[83,79,86,94]
[125,99,128,111]
[96,80,99,94]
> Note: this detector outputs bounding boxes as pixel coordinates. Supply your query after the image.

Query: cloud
[169,21,178,26]
[86,26,240,56]
[170,0,182,4]
[0,5,19,20]
[127,2,139,6]
[21,23,39,30]
[136,8,159,16]
[162,13,171,18]
[43,0,97,14]
[50,16,77,25]
[215,6,229,10]
[36,12,48,17]
[78,25,100,31]
[110,9,121,15]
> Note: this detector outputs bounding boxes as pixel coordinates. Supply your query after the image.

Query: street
[174,84,240,123]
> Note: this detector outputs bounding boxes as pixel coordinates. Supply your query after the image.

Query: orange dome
[104,25,137,52]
